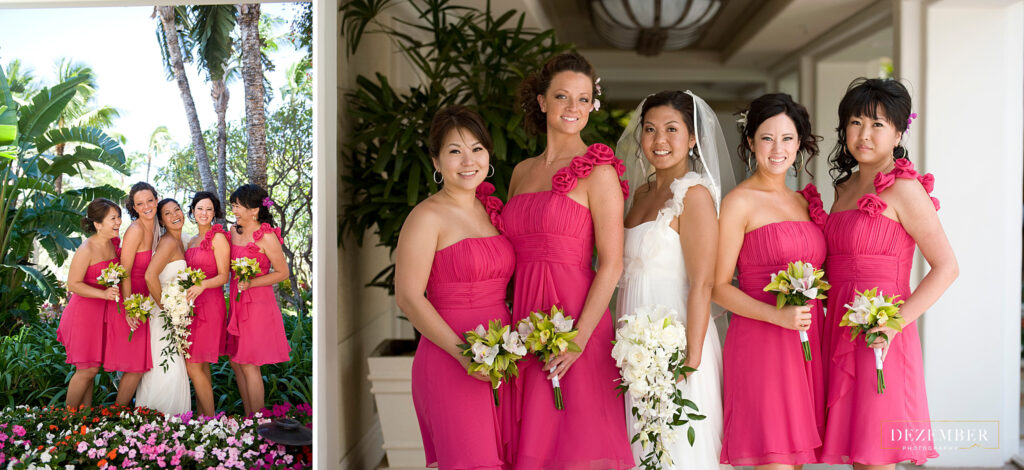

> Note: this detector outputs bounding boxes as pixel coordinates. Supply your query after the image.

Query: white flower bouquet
[516,305,581,410]
[611,304,703,469]
[457,319,526,406]
[157,267,206,371]
[840,287,905,394]
[763,260,830,361]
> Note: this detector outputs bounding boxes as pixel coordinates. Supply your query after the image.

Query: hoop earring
[747,154,755,171]
[433,170,443,184]
[487,165,495,178]
[688,147,695,157]
[893,145,906,159]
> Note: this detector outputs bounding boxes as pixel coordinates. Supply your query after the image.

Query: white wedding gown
[135,259,191,415]
[617,172,730,469]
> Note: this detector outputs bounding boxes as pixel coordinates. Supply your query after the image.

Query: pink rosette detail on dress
[797,183,827,228]
[856,193,887,217]
[917,173,935,193]
[588,143,616,165]
[252,223,284,244]
[890,158,918,179]
[475,182,505,233]
[930,197,941,211]
[568,157,595,179]
[551,168,578,195]
[200,224,228,251]
[111,237,121,258]
[620,180,630,199]
[612,159,626,177]
[874,171,896,193]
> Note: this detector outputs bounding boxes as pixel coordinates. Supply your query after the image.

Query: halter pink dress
[226,223,291,366]
[821,159,940,465]
[184,224,229,363]
[411,183,515,470]
[104,244,153,373]
[58,237,120,369]
[720,184,827,466]
[501,143,634,470]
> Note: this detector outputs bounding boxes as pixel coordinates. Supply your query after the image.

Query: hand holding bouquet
[231,257,260,301]
[516,305,581,410]
[763,260,830,361]
[612,304,703,469]
[840,287,905,393]
[176,267,207,305]
[457,320,527,405]
[123,294,155,342]
[96,262,126,315]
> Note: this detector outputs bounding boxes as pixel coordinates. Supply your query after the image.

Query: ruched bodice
[737,222,827,298]
[503,193,594,273]
[425,236,515,322]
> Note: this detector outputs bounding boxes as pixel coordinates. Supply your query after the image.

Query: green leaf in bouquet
[680,398,699,410]
[775,295,786,310]
[566,340,582,353]
[886,319,904,331]
[687,412,706,421]
[687,426,696,446]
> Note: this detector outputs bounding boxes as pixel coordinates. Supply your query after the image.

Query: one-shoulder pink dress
[184,224,229,363]
[411,183,514,470]
[104,245,152,373]
[226,223,291,366]
[58,237,120,369]
[720,184,827,466]
[821,159,940,465]
[501,143,634,470]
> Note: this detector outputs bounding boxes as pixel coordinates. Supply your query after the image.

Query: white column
[916,0,1023,466]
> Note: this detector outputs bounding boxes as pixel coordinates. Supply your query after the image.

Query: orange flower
[49,425,58,430]
[107,449,117,459]
[36,445,43,450]
[97,459,108,468]
[80,425,88,435]
[92,417,100,423]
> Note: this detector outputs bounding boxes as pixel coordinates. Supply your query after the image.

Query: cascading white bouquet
[157,267,206,372]
[611,304,703,469]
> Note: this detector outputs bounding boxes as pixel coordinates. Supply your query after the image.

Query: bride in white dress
[138,198,191,415]
[616,90,735,469]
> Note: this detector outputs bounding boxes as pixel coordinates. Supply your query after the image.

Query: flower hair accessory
[905,112,919,132]
[736,110,749,131]
[262,197,274,208]
[592,77,603,112]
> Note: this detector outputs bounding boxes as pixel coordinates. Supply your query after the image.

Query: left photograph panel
[0,2,312,467]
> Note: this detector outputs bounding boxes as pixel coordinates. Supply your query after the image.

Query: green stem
[802,340,812,361]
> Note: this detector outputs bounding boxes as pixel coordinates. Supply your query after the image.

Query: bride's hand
[186,285,205,302]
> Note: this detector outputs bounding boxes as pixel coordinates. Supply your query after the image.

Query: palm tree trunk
[212,79,229,210]
[157,6,217,195]
[239,3,267,188]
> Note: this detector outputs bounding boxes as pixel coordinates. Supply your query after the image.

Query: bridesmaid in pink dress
[820,78,957,468]
[712,94,825,468]
[227,184,291,416]
[395,105,514,469]
[58,198,122,410]
[184,192,230,417]
[110,182,157,406]
[502,52,634,469]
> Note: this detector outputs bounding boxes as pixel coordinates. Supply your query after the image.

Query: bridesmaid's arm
[247,234,290,288]
[146,237,175,310]
[547,165,624,380]
[868,178,958,351]
[676,185,717,375]
[711,191,810,330]
[68,242,118,300]
[394,204,485,379]
[120,223,142,300]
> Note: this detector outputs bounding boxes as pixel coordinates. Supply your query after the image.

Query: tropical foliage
[340,0,626,293]
[0,65,128,334]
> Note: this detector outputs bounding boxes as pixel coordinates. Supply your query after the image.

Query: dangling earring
[433,170,443,184]
[487,165,495,178]
[688,147,695,157]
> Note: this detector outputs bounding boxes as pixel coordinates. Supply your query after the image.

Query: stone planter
[367,339,425,470]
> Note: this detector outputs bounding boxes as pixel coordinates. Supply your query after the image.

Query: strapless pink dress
[184,224,229,362]
[104,246,152,373]
[58,238,120,369]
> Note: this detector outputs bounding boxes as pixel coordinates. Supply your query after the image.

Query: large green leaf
[192,4,237,82]
[17,72,91,142]
[35,127,127,174]
[2,264,61,304]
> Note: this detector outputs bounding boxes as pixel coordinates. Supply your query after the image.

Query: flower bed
[0,403,312,469]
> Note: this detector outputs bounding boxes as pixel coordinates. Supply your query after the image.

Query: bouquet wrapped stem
[457,319,526,406]
[840,287,905,394]
[763,261,830,362]
[516,306,580,411]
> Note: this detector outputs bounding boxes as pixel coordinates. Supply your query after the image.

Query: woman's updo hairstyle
[828,77,913,186]
[229,184,275,234]
[640,90,702,173]
[81,198,121,234]
[517,51,598,136]
[188,191,225,222]
[124,181,157,220]
[427,105,493,160]
[736,93,820,175]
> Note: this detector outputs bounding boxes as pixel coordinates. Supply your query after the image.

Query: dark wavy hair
[81,198,121,234]
[124,181,158,220]
[736,93,820,176]
[427,105,493,160]
[828,78,913,186]
[188,191,225,222]
[155,198,180,229]
[517,51,597,136]
[229,184,275,234]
